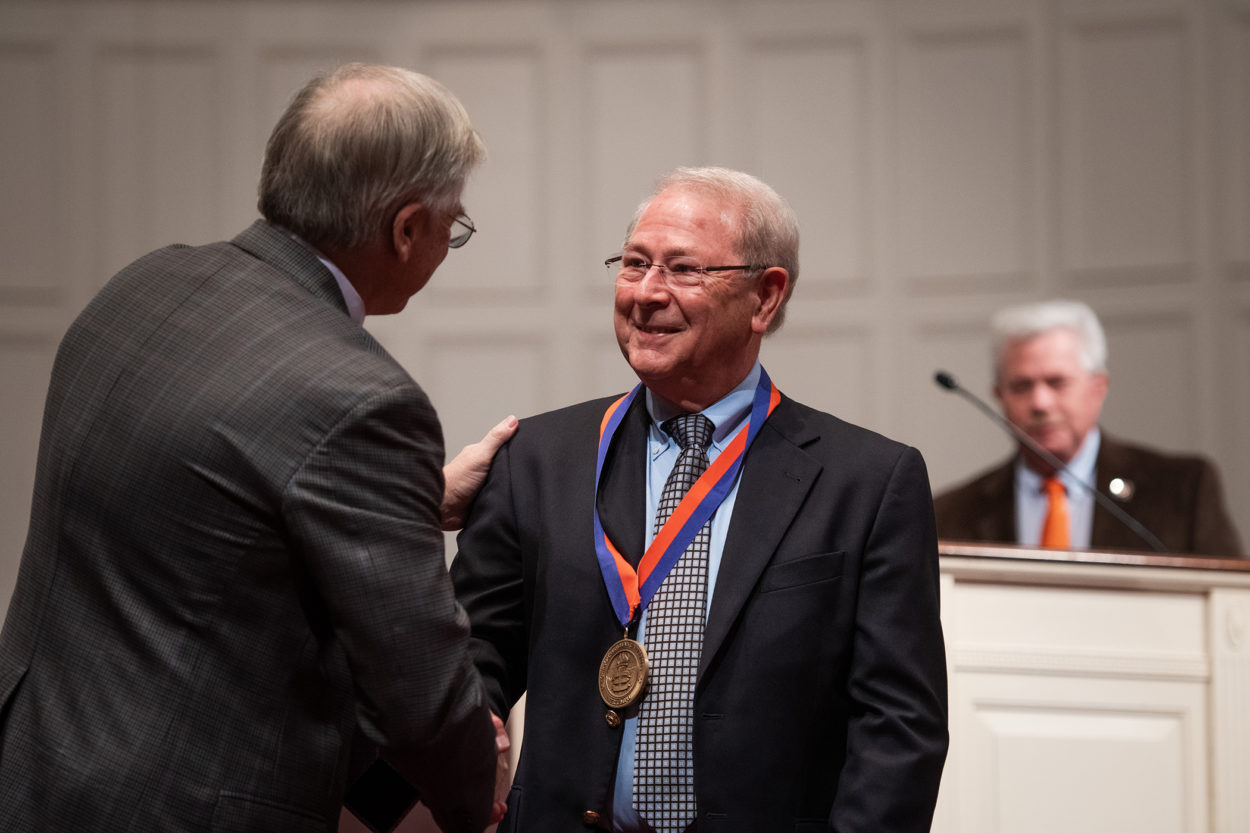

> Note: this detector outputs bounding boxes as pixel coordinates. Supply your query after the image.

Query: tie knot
[1043,476,1065,498]
[662,413,714,452]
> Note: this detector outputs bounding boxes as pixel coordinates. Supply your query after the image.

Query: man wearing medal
[451,167,949,832]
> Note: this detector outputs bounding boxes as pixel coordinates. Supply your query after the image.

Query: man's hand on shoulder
[442,415,518,530]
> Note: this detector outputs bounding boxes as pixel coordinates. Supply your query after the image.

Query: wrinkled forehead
[626,187,742,258]
[997,330,1093,380]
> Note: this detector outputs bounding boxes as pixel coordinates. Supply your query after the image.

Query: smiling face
[994,328,1108,469]
[613,186,784,411]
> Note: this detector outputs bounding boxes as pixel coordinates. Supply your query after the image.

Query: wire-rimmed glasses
[604,253,764,288]
[449,213,476,249]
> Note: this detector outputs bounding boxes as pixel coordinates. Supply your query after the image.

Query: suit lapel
[975,462,1017,542]
[1089,435,1143,549]
[699,398,820,678]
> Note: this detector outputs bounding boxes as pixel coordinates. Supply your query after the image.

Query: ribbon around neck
[592,369,780,629]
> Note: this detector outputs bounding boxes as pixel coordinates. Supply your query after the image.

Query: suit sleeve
[283,384,495,833]
[448,435,530,719]
[833,445,949,832]
[1191,458,1245,557]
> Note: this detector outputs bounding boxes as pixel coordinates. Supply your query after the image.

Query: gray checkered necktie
[634,412,714,833]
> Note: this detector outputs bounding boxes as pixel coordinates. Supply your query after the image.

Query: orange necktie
[1041,476,1070,549]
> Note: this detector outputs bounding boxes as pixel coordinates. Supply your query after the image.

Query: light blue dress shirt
[1014,427,1101,548]
[319,255,366,325]
[610,363,761,832]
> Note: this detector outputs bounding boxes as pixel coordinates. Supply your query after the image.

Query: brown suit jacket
[933,433,1244,557]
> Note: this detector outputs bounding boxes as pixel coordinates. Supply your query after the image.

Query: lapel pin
[1107,477,1135,501]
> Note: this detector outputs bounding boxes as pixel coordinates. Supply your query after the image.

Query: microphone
[934,370,1166,552]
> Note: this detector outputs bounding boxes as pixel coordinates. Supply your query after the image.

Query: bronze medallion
[597,638,649,709]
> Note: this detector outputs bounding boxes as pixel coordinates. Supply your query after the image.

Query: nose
[632,264,672,303]
[1028,382,1055,414]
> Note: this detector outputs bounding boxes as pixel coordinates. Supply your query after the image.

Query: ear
[750,267,789,335]
[1091,371,1109,407]
[391,202,428,262]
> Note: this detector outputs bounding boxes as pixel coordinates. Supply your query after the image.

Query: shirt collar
[645,361,762,456]
[1017,426,1101,493]
[285,230,366,325]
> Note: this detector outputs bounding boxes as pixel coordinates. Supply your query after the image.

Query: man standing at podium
[934,299,1243,557]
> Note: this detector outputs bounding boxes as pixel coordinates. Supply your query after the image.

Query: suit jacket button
[604,710,621,728]
[583,809,601,825]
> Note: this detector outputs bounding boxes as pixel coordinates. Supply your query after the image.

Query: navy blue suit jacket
[452,390,948,832]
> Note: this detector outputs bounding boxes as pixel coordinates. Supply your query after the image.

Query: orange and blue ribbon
[592,368,781,629]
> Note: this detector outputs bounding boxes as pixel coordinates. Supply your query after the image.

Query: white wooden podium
[932,542,1250,833]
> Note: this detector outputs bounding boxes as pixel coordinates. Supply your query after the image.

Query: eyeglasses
[605,254,764,289]
[448,213,476,248]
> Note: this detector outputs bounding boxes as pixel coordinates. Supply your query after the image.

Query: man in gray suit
[0,64,510,832]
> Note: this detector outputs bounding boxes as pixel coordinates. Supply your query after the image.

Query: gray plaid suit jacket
[0,221,493,833]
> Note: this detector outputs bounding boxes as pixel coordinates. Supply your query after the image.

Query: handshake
[344,710,513,832]
[490,712,512,824]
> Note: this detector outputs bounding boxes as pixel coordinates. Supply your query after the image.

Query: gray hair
[990,299,1107,379]
[258,63,486,250]
[625,166,800,334]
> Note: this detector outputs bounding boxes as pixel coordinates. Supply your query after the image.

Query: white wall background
[6,0,1246,602]
[0,0,1246,746]
[4,0,1249,616]
[1,1,1248,829]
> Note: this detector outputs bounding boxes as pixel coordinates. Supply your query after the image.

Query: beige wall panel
[904,317,1015,492]
[95,47,223,277]
[747,38,871,293]
[424,48,545,301]
[1220,9,1250,280]
[583,48,704,273]
[760,326,875,431]
[1060,15,1193,281]
[896,25,1033,288]
[423,336,549,456]
[1098,310,1196,448]
[256,45,385,143]
[0,42,62,305]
